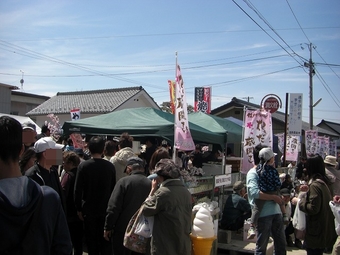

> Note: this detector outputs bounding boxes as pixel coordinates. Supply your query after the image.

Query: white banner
[70,108,80,121]
[288,93,303,136]
[276,133,299,162]
[305,130,318,157]
[174,65,195,151]
[242,109,273,173]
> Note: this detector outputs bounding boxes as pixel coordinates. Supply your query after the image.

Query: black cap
[280,188,291,196]
[124,157,144,172]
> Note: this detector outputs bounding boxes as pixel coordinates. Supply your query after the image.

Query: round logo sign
[263,97,280,113]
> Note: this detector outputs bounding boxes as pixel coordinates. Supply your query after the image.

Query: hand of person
[103,230,112,241]
[334,195,340,204]
[290,197,299,205]
[272,195,284,205]
[77,211,84,221]
[151,179,158,191]
[300,184,309,192]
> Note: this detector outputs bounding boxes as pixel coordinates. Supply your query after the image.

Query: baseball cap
[259,148,277,162]
[34,137,64,153]
[22,121,36,131]
[154,158,180,179]
[124,156,144,173]
[233,181,245,191]
[280,188,291,196]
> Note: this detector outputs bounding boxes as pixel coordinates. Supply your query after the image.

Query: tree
[159,101,194,114]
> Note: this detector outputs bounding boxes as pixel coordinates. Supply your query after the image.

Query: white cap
[34,137,64,153]
[259,147,277,162]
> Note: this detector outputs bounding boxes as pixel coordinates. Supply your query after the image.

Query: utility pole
[303,43,315,130]
[242,96,254,102]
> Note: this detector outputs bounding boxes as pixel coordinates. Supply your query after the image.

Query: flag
[242,109,273,173]
[174,65,195,151]
[168,80,176,114]
[194,87,211,113]
[70,108,80,121]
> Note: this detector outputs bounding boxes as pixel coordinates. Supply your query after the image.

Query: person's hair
[195,144,201,151]
[88,136,105,154]
[19,147,36,173]
[41,125,49,134]
[253,144,267,165]
[149,147,170,172]
[119,132,133,149]
[67,138,73,146]
[0,116,23,163]
[104,140,117,157]
[63,151,80,167]
[306,154,331,184]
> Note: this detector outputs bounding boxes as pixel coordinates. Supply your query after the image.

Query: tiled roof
[27,86,146,116]
[317,120,340,134]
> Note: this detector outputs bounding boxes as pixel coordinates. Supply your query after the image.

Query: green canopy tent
[188,111,242,143]
[62,107,224,146]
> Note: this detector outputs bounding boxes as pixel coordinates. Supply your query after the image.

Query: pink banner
[174,65,195,151]
[242,109,273,173]
[276,133,299,162]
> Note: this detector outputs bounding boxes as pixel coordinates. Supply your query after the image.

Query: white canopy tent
[0,113,41,134]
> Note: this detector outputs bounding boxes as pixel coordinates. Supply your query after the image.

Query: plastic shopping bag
[134,213,154,238]
[292,198,306,240]
[329,201,340,236]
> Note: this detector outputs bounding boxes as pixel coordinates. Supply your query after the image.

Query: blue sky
[1,0,339,124]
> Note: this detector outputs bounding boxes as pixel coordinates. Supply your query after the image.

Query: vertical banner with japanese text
[194,87,211,113]
[276,133,299,162]
[174,65,195,151]
[288,93,303,136]
[305,130,318,157]
[168,80,176,114]
[242,109,273,173]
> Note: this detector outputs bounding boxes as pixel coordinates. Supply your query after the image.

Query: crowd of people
[1,115,340,255]
[0,116,200,255]
[219,144,340,255]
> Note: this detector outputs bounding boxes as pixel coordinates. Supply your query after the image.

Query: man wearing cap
[25,137,66,209]
[324,155,340,196]
[104,156,151,255]
[142,158,192,255]
[22,121,37,149]
[220,180,251,231]
[74,136,116,255]
[246,144,286,254]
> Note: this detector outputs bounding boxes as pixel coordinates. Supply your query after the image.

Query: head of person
[306,154,328,182]
[119,132,133,149]
[324,155,337,168]
[145,137,156,148]
[233,181,246,196]
[300,156,307,163]
[104,140,118,157]
[34,137,64,165]
[19,147,36,174]
[62,151,80,172]
[0,116,23,165]
[41,125,50,136]
[195,144,202,152]
[22,121,37,146]
[259,147,276,166]
[124,156,145,175]
[280,188,291,204]
[154,158,181,182]
[149,147,170,172]
[88,136,105,155]
[253,144,267,165]
[285,174,292,182]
